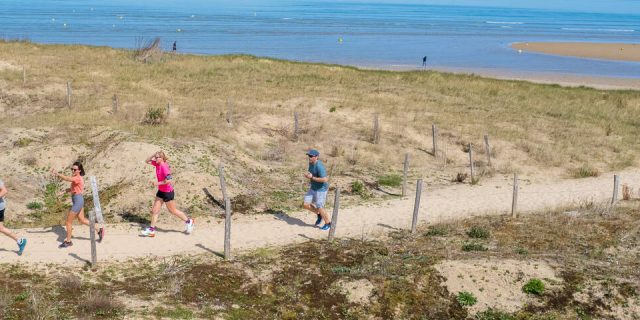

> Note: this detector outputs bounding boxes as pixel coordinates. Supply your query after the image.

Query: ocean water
[1,0,639,78]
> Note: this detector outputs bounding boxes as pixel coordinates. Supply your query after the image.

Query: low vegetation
[1,202,638,319]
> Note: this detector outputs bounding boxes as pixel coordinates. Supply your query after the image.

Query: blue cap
[306,149,320,157]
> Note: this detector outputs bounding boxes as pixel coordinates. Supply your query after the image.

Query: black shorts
[0,209,4,222]
[156,190,175,203]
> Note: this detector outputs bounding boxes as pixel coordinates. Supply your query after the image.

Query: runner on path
[52,162,104,248]
[302,149,331,230]
[141,151,194,237]
[0,179,27,255]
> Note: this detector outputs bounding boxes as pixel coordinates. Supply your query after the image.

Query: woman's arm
[145,153,156,165]
[0,185,7,198]
[51,169,74,182]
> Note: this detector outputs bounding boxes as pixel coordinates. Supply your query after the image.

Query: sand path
[2,170,637,265]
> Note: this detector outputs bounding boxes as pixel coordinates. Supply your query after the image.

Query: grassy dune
[1,40,640,224]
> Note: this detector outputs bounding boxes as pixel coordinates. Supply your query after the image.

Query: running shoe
[320,223,332,231]
[59,241,73,248]
[17,238,27,256]
[97,227,105,243]
[140,227,156,237]
[185,218,195,234]
[314,215,323,227]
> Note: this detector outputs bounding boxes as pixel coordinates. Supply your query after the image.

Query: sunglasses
[307,155,317,158]
[71,168,79,172]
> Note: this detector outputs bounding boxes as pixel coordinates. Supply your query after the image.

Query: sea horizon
[1,0,639,79]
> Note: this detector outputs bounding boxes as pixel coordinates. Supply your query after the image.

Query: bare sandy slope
[512,42,640,63]
[2,169,637,265]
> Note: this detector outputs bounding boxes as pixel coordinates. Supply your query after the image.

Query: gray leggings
[71,194,84,213]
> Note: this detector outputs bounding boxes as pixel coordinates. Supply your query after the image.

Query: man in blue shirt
[303,149,331,230]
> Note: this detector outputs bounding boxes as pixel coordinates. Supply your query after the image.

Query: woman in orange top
[51,162,104,248]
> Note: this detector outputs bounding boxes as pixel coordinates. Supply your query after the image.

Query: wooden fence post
[293,112,299,140]
[612,174,620,205]
[166,101,171,116]
[66,81,72,108]
[511,173,518,218]
[22,66,26,85]
[372,114,380,144]
[402,153,409,197]
[468,144,474,183]
[432,124,438,157]
[226,98,233,127]
[89,176,105,267]
[411,179,423,233]
[112,94,118,113]
[219,164,232,260]
[484,134,492,167]
[328,187,340,242]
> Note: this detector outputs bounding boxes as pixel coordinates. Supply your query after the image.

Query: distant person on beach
[141,151,194,237]
[422,56,427,69]
[302,149,331,230]
[172,41,177,52]
[52,162,104,248]
[0,179,27,255]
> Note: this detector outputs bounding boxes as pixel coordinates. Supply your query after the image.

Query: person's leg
[0,222,18,242]
[165,201,188,222]
[77,207,90,226]
[315,191,330,224]
[64,211,75,242]
[303,190,322,226]
[150,198,163,228]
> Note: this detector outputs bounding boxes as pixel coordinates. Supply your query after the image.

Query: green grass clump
[572,165,600,178]
[523,278,545,295]
[475,309,515,320]
[425,225,448,237]
[377,174,403,187]
[456,291,477,306]
[462,242,488,252]
[351,181,368,198]
[466,226,490,239]
[26,202,43,210]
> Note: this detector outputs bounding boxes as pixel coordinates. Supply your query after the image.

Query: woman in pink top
[141,151,194,237]
[52,162,104,248]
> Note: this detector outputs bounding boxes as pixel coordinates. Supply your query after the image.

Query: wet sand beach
[512,42,640,63]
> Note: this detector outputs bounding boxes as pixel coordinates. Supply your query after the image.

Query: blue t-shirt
[308,160,329,191]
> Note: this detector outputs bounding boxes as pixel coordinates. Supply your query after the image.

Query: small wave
[561,27,634,32]
[486,21,523,25]
[500,26,512,28]
[281,17,292,20]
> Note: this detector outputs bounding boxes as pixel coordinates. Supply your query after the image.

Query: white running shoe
[140,227,156,237]
[185,218,194,234]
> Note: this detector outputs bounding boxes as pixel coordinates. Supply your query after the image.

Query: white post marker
[88,176,104,267]
[90,176,105,224]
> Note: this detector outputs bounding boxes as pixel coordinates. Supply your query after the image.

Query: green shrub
[351,181,366,197]
[467,226,490,239]
[462,242,488,252]
[475,309,516,320]
[515,247,529,255]
[572,165,599,178]
[456,291,477,306]
[143,107,166,125]
[329,106,337,112]
[26,202,43,210]
[523,278,545,295]
[14,137,33,147]
[377,174,403,187]
[425,225,448,237]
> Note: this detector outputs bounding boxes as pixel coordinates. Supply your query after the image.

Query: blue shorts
[0,209,4,222]
[71,194,84,214]
[304,189,328,209]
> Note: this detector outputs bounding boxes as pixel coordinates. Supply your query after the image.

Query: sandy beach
[512,42,640,63]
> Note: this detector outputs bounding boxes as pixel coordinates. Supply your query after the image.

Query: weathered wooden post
[484,134,492,167]
[166,101,171,116]
[432,124,438,157]
[226,98,233,127]
[328,187,340,242]
[88,176,105,267]
[402,153,409,197]
[511,173,519,218]
[22,66,26,85]
[612,174,620,205]
[468,144,474,183]
[219,164,232,260]
[411,179,423,233]
[112,94,118,113]
[293,112,299,140]
[66,81,72,108]
[372,114,380,144]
